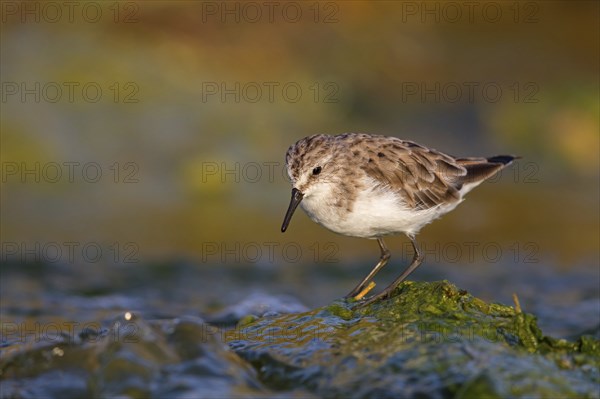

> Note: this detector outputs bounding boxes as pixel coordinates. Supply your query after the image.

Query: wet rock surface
[228,281,599,398]
[2,281,598,398]
[1,315,276,398]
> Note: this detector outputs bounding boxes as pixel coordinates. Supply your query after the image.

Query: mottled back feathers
[285,133,516,211]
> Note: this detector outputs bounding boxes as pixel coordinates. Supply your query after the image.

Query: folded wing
[361,139,516,210]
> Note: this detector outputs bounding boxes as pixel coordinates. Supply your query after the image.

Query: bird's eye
[312,166,322,175]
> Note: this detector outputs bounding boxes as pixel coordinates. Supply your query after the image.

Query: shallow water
[1,259,598,398]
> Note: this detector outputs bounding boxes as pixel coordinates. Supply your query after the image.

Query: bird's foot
[344,284,366,299]
[354,289,393,308]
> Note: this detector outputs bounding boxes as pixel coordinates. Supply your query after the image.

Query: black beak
[281,188,304,233]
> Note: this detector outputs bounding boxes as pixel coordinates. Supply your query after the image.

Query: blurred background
[1,1,598,338]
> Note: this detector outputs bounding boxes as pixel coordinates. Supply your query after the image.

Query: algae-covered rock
[228,281,600,398]
[1,282,597,398]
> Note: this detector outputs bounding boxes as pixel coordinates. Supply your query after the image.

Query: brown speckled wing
[360,138,467,210]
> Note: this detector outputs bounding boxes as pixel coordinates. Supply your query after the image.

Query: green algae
[228,281,600,398]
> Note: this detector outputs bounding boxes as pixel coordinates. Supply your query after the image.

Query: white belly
[300,184,462,239]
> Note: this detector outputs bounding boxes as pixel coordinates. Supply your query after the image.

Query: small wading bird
[281,133,518,307]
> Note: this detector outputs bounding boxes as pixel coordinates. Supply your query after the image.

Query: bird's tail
[456,155,520,188]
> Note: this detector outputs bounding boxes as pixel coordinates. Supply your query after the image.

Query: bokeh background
[1,1,598,338]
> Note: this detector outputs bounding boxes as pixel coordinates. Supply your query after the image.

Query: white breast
[300,179,463,239]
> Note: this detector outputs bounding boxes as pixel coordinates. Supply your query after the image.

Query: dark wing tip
[486,155,521,165]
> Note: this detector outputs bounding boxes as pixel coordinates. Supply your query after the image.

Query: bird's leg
[357,235,423,308]
[345,238,390,298]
